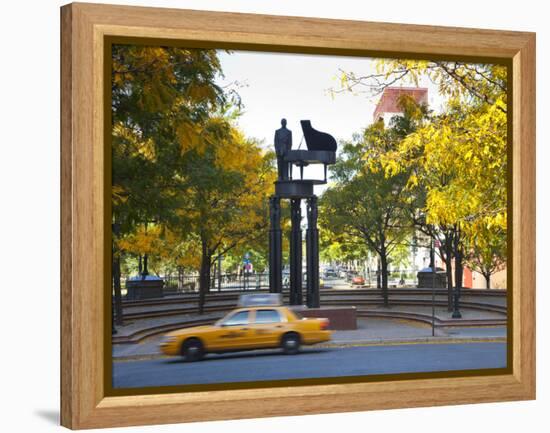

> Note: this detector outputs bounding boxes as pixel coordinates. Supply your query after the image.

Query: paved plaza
[112,287,507,364]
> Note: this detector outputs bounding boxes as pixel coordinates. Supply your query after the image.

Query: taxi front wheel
[181,338,205,362]
[281,333,301,355]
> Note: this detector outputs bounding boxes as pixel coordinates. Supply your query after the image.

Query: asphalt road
[112,342,507,388]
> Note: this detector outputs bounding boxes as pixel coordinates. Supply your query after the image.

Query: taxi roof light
[238,293,283,307]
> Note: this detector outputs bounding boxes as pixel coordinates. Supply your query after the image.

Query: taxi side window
[254,309,282,324]
[222,310,250,326]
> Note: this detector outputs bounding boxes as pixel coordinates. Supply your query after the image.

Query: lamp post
[452,280,462,318]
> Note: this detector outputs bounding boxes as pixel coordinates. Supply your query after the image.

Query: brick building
[373,86,428,123]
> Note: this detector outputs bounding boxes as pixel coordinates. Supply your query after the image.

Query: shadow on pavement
[164,348,331,364]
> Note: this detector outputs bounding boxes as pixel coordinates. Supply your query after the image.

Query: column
[306,196,320,308]
[289,198,302,305]
[268,196,282,293]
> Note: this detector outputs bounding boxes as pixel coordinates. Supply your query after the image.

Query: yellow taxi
[159,295,331,361]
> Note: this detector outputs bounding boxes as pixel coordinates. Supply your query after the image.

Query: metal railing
[335,268,419,288]
[161,272,271,293]
[120,268,421,295]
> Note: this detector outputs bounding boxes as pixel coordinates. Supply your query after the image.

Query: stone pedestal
[305,197,320,308]
[125,276,164,300]
[417,267,447,288]
[289,198,303,305]
[294,306,357,330]
[268,196,282,293]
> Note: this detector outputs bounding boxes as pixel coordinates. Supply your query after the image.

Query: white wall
[1,1,546,433]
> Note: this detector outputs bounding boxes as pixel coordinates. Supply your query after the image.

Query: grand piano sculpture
[269,120,337,308]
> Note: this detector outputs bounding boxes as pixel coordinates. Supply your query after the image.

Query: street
[113,342,506,388]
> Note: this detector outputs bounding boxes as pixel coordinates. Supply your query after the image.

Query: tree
[332,60,506,113]
[331,59,508,293]
[111,45,227,230]
[111,45,276,314]
[110,45,228,320]
[319,227,370,269]
[383,98,507,292]
[464,222,507,289]
[178,128,275,313]
[321,117,414,306]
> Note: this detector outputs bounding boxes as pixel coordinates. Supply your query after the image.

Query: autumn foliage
[111,45,275,315]
[325,59,507,294]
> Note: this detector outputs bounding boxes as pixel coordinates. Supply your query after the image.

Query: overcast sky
[216,50,444,184]
[217,50,444,145]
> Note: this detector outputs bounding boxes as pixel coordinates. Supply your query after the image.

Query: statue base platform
[293,306,357,330]
[275,180,324,198]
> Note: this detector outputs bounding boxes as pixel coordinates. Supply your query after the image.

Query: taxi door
[209,310,254,351]
[248,309,286,348]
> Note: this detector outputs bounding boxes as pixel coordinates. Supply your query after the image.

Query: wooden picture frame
[61,2,536,429]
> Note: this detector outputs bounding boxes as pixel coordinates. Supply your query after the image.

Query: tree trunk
[453,233,464,291]
[380,251,389,307]
[142,254,149,277]
[112,254,123,326]
[484,273,491,289]
[376,258,381,289]
[198,239,212,315]
[443,234,454,311]
[177,266,184,292]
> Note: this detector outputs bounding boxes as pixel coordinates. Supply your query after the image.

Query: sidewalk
[112,317,507,360]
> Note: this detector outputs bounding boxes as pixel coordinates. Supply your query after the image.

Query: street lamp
[452,281,462,318]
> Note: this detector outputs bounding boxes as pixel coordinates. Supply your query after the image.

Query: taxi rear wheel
[281,332,301,355]
[181,338,205,362]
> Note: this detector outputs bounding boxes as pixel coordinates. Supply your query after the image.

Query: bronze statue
[274,118,292,180]
[269,118,337,307]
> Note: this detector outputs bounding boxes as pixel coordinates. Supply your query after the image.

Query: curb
[112,336,506,362]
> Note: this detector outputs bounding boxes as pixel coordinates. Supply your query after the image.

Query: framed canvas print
[60,2,536,429]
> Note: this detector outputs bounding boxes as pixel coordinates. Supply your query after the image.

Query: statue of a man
[274,118,292,180]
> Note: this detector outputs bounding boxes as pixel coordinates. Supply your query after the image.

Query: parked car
[323,268,338,279]
[345,270,358,282]
[351,275,365,285]
[159,305,332,361]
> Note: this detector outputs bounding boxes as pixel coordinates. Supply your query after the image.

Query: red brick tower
[373,87,428,123]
